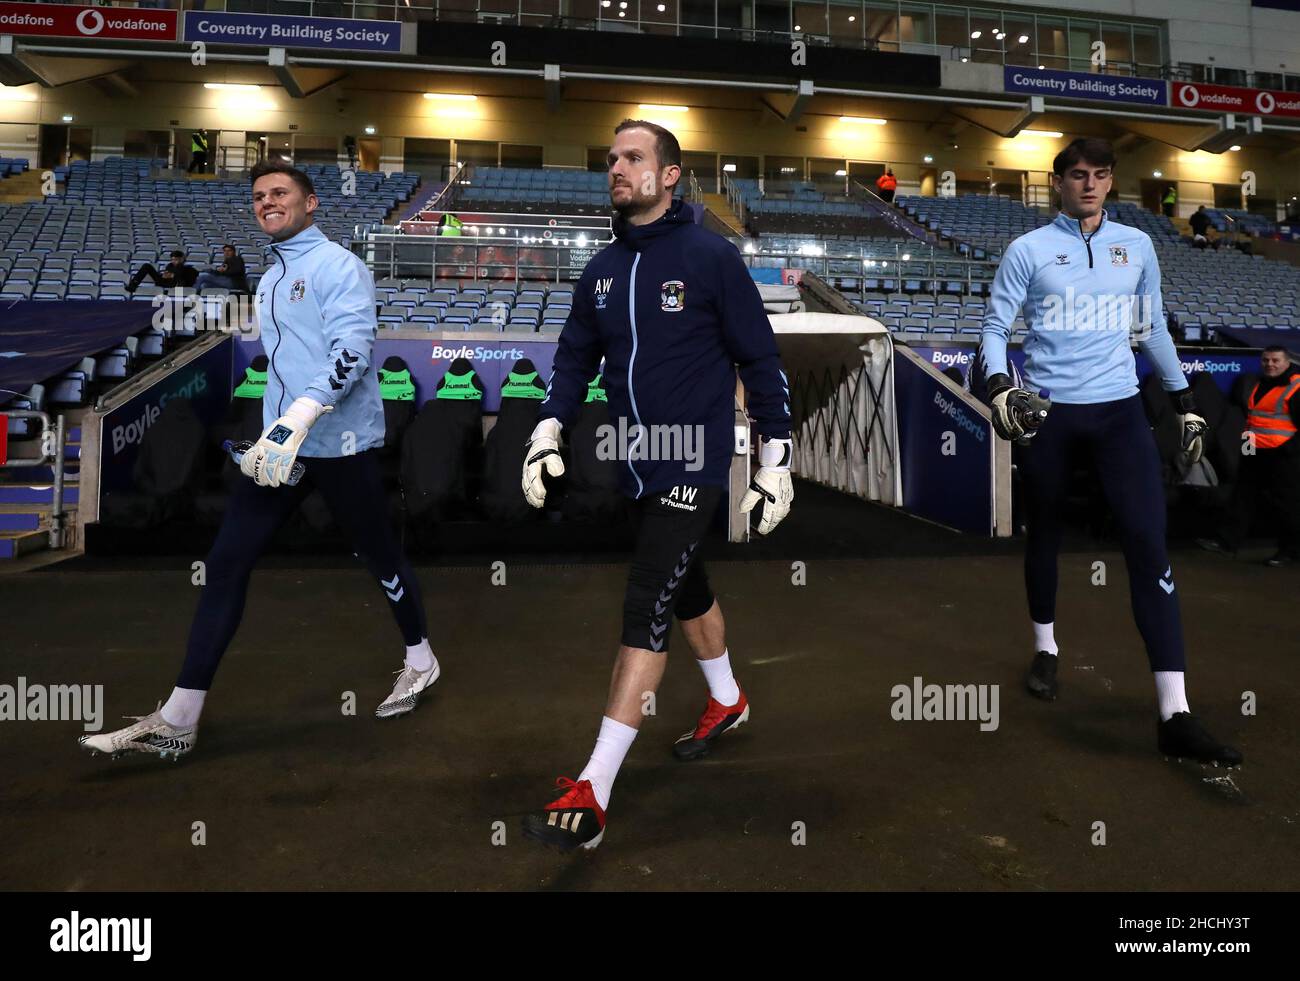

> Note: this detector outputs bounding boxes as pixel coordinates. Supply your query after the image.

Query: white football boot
[375,661,441,719]
[79,709,197,761]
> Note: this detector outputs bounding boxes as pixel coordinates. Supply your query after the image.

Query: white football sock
[1033,621,1058,656]
[1154,671,1190,722]
[160,687,206,728]
[405,638,435,672]
[578,716,638,811]
[696,648,741,705]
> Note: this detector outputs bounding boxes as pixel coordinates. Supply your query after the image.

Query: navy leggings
[177,450,427,690]
[1019,395,1185,672]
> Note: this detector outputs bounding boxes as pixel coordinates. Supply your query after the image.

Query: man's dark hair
[249,159,316,197]
[1263,345,1289,355]
[222,243,235,250]
[613,118,682,172]
[1052,137,1116,176]
[169,250,185,259]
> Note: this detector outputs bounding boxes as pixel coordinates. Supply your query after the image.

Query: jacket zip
[1067,211,1105,268]
[266,245,290,416]
[625,251,644,498]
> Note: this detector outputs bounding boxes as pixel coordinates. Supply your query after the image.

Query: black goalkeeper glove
[987,373,1051,444]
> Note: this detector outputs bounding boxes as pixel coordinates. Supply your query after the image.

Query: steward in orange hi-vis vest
[1247,374,1300,449]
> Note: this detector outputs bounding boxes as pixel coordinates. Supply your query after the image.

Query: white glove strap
[530,417,562,443]
[758,437,793,470]
[285,396,328,429]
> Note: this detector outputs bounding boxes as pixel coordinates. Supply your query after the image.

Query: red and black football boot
[521,777,606,852]
[672,689,750,761]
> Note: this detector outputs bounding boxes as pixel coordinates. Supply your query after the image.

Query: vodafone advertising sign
[1173,81,1300,118]
[0,2,177,41]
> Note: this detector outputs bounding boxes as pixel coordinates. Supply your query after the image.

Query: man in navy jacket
[520,120,794,851]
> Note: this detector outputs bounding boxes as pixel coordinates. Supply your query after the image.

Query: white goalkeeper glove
[1171,389,1206,464]
[522,417,564,508]
[241,396,330,488]
[739,436,794,536]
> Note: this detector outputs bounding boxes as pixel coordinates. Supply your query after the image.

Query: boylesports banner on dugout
[911,344,1252,395]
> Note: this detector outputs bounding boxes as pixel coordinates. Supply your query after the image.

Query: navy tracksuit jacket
[539,199,791,498]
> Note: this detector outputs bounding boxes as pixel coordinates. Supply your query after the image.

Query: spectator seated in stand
[127,250,198,292]
[194,243,250,294]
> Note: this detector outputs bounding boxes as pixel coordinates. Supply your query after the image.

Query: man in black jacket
[1189,205,1213,248]
[194,244,250,293]
[518,119,794,852]
[126,250,198,292]
[1198,346,1300,566]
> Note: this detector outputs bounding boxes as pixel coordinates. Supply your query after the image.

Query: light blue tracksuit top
[980,210,1188,404]
[255,223,385,457]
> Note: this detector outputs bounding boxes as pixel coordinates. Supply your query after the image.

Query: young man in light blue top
[981,137,1240,766]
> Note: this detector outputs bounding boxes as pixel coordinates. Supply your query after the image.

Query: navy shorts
[620,484,723,652]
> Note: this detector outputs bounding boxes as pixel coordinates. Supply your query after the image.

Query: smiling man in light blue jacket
[82,162,437,764]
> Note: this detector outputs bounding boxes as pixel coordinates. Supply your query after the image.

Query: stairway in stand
[0,170,47,205]
[0,416,81,563]
[702,193,746,236]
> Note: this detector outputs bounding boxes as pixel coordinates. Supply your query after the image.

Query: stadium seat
[49,357,96,406]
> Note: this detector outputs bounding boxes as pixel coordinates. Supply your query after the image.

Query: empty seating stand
[372,279,573,333]
[458,167,614,213]
[1,157,419,300]
[765,191,1300,346]
[896,193,1052,259]
[0,156,30,178]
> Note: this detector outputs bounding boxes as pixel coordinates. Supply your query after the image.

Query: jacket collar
[266,223,328,256]
[1053,208,1108,238]
[1258,368,1300,392]
[613,198,693,251]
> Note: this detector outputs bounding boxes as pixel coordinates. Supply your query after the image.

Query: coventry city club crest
[1109,246,1128,266]
[289,278,307,303]
[660,280,686,313]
